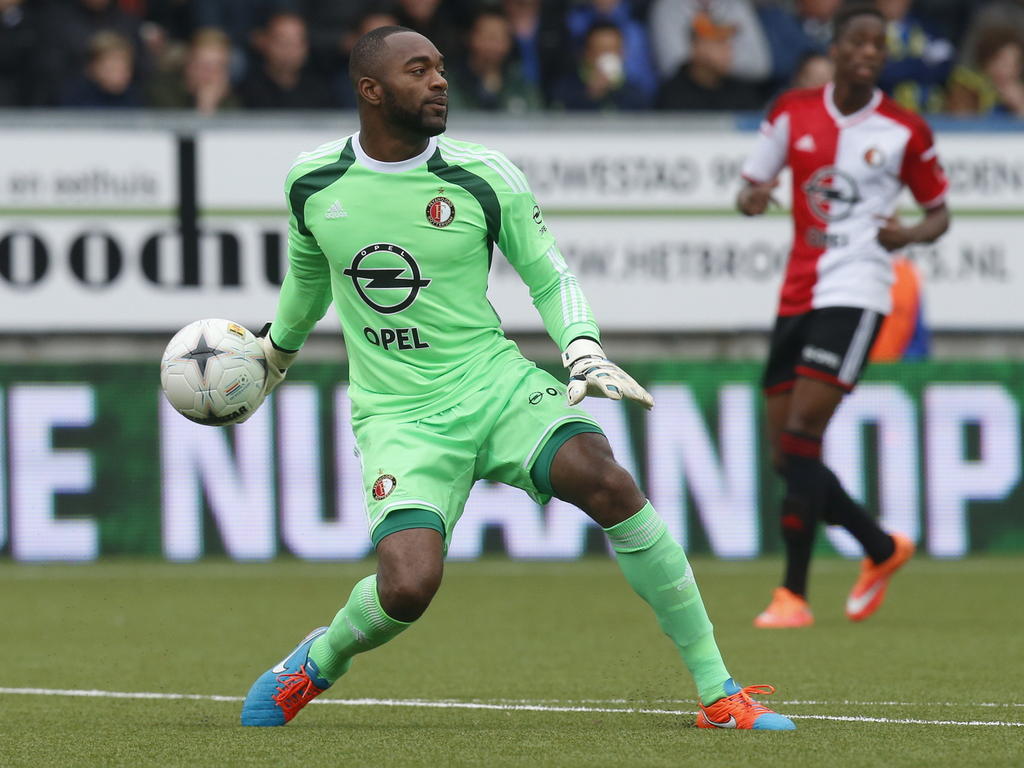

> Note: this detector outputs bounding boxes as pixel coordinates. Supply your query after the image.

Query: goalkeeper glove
[255,323,298,397]
[562,338,654,410]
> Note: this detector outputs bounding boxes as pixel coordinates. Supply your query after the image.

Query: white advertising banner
[198,129,1024,212]
[0,130,176,209]
[498,131,1024,212]
[0,215,1018,331]
[2,127,1019,215]
[1,126,1022,331]
[199,128,752,211]
[0,217,273,331]
[494,216,1023,331]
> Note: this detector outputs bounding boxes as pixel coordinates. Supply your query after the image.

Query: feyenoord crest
[372,474,397,501]
[863,147,885,167]
[426,196,455,228]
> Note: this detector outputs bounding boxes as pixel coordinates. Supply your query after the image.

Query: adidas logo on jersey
[325,201,348,219]
[795,134,816,152]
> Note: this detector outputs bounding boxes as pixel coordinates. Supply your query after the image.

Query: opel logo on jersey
[343,243,431,315]
[803,167,862,222]
[425,196,455,227]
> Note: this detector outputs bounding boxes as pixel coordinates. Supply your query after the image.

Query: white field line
[1,687,1022,728]
[0,687,243,703]
[472,698,1024,709]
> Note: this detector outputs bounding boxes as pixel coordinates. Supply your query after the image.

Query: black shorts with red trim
[762,306,884,394]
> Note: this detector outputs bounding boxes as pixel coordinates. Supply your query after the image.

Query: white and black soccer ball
[160,318,267,426]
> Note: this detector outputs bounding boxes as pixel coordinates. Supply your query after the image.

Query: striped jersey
[269,132,599,421]
[742,83,948,317]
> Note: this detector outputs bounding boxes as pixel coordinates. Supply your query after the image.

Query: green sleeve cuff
[559,322,601,353]
[267,322,309,353]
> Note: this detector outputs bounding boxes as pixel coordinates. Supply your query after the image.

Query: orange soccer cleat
[845,533,916,622]
[697,680,796,730]
[754,587,814,628]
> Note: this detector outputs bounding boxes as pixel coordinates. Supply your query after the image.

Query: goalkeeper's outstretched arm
[512,249,653,410]
[491,160,652,409]
[258,209,333,396]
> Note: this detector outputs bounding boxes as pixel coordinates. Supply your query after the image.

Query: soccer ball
[160,318,267,426]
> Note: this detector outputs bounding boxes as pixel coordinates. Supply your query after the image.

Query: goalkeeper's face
[379,33,448,137]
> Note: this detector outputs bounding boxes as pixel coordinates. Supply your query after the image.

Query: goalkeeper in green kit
[240,26,794,731]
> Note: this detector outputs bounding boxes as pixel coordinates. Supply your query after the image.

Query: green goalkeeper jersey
[270,132,600,421]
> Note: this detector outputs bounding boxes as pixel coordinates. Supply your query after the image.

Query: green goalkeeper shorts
[351,357,602,549]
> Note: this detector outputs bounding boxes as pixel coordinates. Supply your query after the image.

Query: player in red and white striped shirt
[737,3,950,628]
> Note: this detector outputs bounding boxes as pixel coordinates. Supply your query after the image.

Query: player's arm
[877,204,949,251]
[737,179,780,217]
[496,173,652,409]
[878,122,952,251]
[258,174,334,395]
[737,98,790,217]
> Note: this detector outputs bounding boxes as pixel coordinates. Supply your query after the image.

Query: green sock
[604,501,731,704]
[307,574,412,683]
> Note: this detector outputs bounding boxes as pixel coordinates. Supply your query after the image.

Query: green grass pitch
[1,556,1020,767]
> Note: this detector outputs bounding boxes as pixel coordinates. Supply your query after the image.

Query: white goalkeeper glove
[562,338,654,410]
[255,323,298,397]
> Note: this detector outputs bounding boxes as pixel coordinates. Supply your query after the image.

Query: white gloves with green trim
[255,323,298,397]
[562,338,654,410]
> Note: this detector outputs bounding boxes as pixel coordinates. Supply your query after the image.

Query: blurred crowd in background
[1,0,1022,117]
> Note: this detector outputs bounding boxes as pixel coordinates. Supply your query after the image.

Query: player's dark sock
[778,431,829,597]
[780,497,815,597]
[822,468,896,564]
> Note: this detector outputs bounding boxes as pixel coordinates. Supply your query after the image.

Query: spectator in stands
[793,0,838,47]
[299,0,375,78]
[876,0,955,113]
[60,30,142,108]
[790,50,833,89]
[193,0,284,68]
[566,0,660,102]
[38,0,145,106]
[958,1,1024,70]
[656,12,763,109]
[503,0,574,104]
[239,11,335,110]
[336,5,401,108]
[448,9,543,113]
[394,0,463,64]
[947,25,1024,117]
[141,0,195,42]
[648,0,771,83]
[354,4,402,34]
[138,0,197,69]
[148,27,241,113]
[0,0,43,106]
[910,0,974,49]
[757,0,839,87]
[551,19,653,110]
[503,0,542,84]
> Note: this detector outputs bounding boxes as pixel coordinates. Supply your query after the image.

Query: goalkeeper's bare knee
[376,528,444,622]
[548,433,646,527]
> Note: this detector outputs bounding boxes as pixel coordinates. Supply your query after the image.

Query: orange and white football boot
[754,587,814,628]
[846,533,915,622]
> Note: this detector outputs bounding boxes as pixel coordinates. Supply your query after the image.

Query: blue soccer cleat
[696,678,796,730]
[241,626,332,726]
